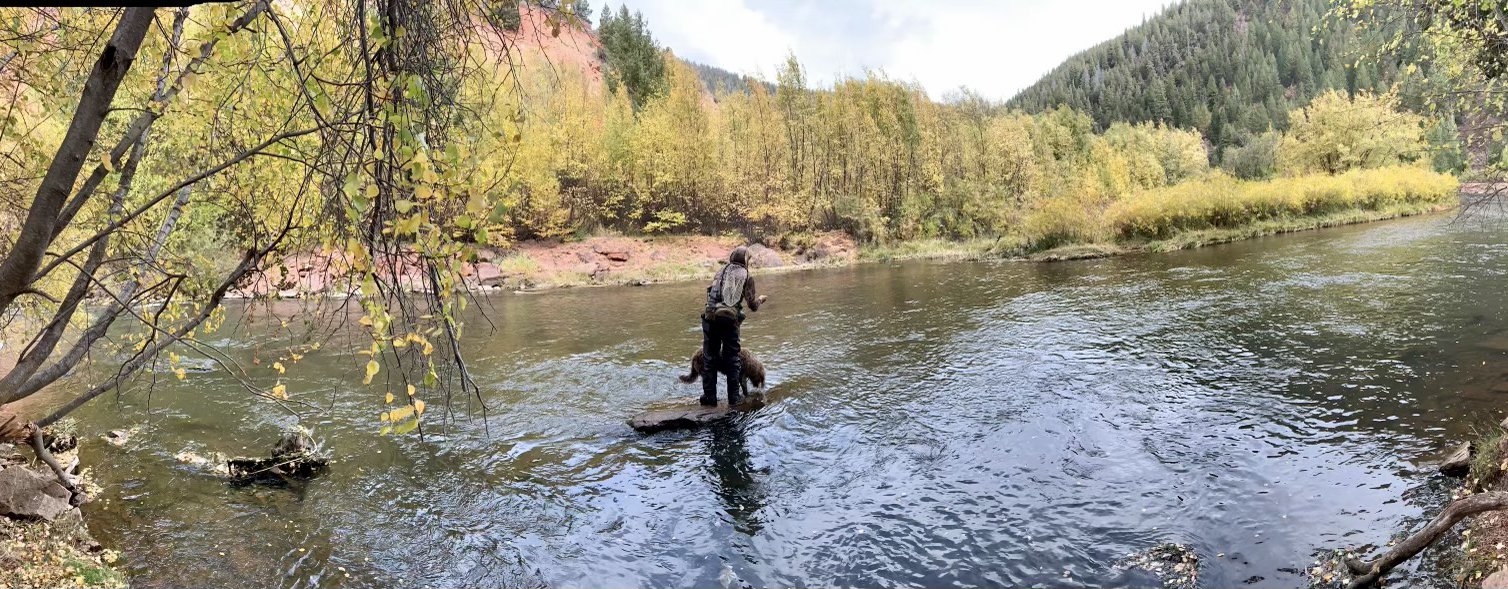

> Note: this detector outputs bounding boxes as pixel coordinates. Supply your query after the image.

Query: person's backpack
[704,263,747,323]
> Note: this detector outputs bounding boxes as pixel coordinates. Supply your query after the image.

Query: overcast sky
[612,0,1174,101]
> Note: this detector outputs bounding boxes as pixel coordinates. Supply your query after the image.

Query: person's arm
[744,273,764,312]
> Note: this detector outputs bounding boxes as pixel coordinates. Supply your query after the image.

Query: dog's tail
[678,354,700,384]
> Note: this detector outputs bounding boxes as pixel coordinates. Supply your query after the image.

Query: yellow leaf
[271,384,288,400]
[385,392,394,404]
[414,399,426,415]
[394,419,419,434]
[272,361,286,375]
[173,367,186,380]
[363,359,380,384]
[379,425,392,435]
[379,412,390,422]
[394,215,422,235]
[388,406,414,421]
[406,384,415,397]
[102,156,114,173]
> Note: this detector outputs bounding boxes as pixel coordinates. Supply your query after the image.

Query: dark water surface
[38,211,1508,588]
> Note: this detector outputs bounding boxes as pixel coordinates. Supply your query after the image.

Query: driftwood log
[226,429,328,484]
[0,405,34,444]
[1344,491,1508,588]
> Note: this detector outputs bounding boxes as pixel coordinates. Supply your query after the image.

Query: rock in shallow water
[1115,542,1199,589]
[628,397,766,433]
[1440,441,1472,477]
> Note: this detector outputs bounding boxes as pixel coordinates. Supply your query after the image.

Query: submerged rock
[1115,543,1199,589]
[101,429,132,447]
[0,465,72,521]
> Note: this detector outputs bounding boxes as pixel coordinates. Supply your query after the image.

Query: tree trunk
[0,8,156,317]
[1344,491,1508,588]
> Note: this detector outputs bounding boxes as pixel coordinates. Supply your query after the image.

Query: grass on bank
[481,166,1458,290]
[1458,424,1508,586]
[858,238,999,262]
[1012,166,1459,259]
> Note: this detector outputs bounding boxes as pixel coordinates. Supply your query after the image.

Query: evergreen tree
[1005,0,1415,163]
[571,0,592,21]
[598,5,666,110]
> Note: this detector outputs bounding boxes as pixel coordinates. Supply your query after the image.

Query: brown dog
[679,348,766,395]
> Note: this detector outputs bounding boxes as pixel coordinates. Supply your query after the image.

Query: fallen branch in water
[1344,491,1508,588]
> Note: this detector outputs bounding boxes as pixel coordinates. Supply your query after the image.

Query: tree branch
[0,7,154,318]
[52,1,269,243]
[30,121,328,285]
[1344,491,1508,588]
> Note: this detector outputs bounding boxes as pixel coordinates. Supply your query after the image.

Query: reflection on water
[707,420,767,537]
[26,209,1508,588]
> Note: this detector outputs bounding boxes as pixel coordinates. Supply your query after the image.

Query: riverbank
[1024,199,1457,262]
[1443,422,1508,588]
[229,167,1460,298]
[0,439,124,589]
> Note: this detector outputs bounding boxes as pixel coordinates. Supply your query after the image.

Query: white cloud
[619,0,1171,101]
[624,0,799,78]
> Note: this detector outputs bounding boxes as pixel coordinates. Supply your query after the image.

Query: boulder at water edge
[1440,441,1473,477]
[745,244,783,269]
[0,465,72,521]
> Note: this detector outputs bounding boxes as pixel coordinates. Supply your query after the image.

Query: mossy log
[226,454,328,483]
[226,429,328,484]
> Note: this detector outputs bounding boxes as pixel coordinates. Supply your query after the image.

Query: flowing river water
[34,210,1508,588]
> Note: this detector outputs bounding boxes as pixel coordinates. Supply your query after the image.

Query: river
[44,210,1508,588]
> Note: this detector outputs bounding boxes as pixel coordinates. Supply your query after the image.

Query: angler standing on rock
[701,246,765,407]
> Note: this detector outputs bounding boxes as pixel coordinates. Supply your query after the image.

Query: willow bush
[1105,166,1458,241]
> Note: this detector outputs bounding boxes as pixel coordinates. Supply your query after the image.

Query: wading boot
[700,377,718,407]
[725,366,744,408]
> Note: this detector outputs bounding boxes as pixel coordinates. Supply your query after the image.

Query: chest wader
[701,264,747,407]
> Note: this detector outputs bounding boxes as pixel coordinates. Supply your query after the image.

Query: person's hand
[756,295,768,305]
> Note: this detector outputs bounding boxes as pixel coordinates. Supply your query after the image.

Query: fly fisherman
[701,246,765,407]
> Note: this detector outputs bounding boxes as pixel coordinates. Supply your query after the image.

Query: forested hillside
[688,60,772,97]
[1006,0,1405,158]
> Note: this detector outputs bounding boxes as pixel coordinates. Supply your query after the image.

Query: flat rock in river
[629,397,765,433]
